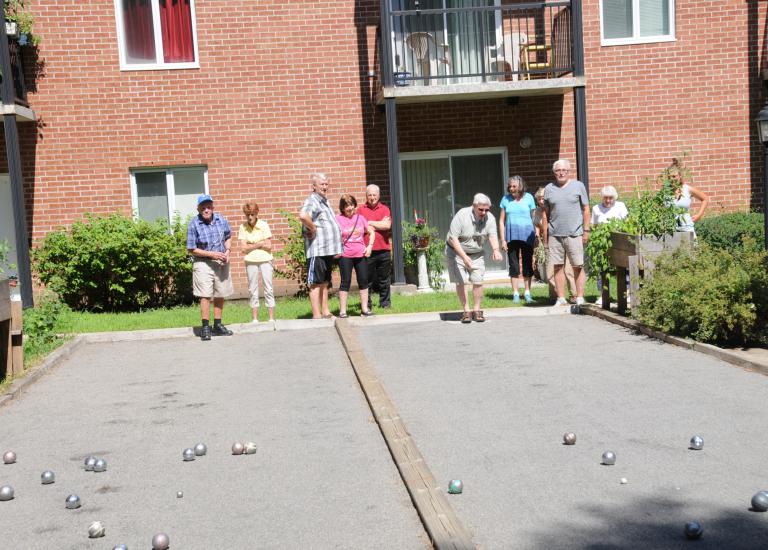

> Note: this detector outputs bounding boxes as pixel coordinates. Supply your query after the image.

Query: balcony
[1,37,35,121]
[378,1,584,104]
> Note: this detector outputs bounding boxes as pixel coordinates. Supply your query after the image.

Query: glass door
[446,0,500,83]
[0,175,19,289]
[401,157,454,239]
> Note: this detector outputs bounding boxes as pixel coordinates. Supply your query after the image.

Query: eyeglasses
[554,169,570,174]
[476,207,490,212]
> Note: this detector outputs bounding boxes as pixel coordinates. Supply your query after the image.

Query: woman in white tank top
[668,161,709,233]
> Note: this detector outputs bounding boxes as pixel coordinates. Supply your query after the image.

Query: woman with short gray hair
[499,176,536,303]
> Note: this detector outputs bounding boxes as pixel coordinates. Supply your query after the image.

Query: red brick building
[1,1,765,303]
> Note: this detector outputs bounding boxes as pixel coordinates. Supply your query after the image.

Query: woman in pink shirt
[336,194,375,318]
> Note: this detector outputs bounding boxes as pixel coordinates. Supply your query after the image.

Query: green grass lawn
[54,279,606,334]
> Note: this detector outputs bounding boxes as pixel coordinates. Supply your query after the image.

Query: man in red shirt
[358,184,392,309]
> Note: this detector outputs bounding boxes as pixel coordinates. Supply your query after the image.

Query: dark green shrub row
[695,212,764,252]
[32,214,193,311]
[635,242,768,346]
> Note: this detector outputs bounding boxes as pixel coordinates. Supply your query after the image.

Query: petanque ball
[751,491,768,512]
[3,450,16,464]
[84,456,97,471]
[182,448,196,462]
[152,532,170,550]
[177,491,183,499]
[93,459,107,473]
[601,451,616,465]
[448,479,463,494]
[88,521,105,538]
[231,442,245,455]
[684,521,703,540]
[563,432,577,445]
[65,494,81,509]
[194,443,207,456]
[0,485,14,501]
[41,470,55,484]
[689,435,704,450]
[244,441,258,455]
[113,545,128,550]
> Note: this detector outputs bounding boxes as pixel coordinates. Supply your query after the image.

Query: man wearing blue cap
[187,194,234,341]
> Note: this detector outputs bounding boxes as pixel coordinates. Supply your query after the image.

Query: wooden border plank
[335,319,475,550]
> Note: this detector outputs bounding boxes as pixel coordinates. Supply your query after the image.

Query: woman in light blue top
[499,175,536,303]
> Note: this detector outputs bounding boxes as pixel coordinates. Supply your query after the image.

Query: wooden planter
[604,231,694,314]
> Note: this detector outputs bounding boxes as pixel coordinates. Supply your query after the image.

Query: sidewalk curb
[0,335,87,410]
[580,305,768,376]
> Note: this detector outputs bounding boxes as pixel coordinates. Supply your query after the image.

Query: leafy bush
[273,209,309,296]
[635,242,768,345]
[402,221,445,291]
[23,292,64,345]
[32,214,193,311]
[0,239,14,276]
[696,212,765,253]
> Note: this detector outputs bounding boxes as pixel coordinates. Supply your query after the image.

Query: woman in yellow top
[238,202,275,322]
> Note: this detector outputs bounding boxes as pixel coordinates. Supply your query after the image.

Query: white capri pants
[246,261,275,308]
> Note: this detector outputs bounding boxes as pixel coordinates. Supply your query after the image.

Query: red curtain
[122,0,156,62]
[160,0,195,63]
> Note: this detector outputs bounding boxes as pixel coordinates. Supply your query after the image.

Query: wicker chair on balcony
[405,32,451,85]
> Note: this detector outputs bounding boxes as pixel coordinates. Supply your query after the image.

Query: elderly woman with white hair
[446,193,502,323]
[591,185,628,306]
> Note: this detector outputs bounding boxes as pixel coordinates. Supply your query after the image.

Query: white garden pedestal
[416,249,432,293]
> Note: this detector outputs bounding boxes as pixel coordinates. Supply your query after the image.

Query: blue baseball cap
[197,194,214,205]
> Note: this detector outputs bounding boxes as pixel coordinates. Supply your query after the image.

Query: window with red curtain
[159,0,195,63]
[122,0,156,63]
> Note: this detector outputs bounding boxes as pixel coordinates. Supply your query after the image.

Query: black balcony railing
[384,1,573,87]
[7,38,27,105]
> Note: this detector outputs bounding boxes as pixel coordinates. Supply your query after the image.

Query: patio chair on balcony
[489,32,528,81]
[521,41,553,80]
[405,32,451,85]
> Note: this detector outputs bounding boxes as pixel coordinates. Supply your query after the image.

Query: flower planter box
[604,231,694,314]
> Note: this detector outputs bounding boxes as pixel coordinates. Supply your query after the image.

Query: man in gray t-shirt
[542,159,590,306]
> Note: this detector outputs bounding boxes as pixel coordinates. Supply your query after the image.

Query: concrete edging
[580,305,768,376]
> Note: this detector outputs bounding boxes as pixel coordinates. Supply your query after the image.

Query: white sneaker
[251,319,259,324]
[575,297,585,306]
[555,297,568,306]
[594,297,602,307]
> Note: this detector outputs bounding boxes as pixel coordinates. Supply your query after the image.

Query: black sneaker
[212,323,233,336]
[200,325,212,341]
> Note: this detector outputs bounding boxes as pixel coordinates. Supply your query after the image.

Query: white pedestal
[416,249,432,292]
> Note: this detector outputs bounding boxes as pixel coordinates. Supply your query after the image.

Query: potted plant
[402,214,445,290]
[4,0,38,45]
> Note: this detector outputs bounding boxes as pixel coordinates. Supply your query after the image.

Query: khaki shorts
[548,235,584,267]
[193,259,234,298]
[446,247,485,285]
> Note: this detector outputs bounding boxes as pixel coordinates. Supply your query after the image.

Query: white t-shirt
[591,201,628,225]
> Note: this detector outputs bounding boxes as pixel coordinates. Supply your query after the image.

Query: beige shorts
[548,235,584,267]
[446,247,485,285]
[193,259,234,298]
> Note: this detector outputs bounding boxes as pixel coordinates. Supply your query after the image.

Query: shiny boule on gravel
[88,521,105,538]
[84,456,97,471]
[689,435,704,450]
[3,450,16,464]
[41,470,56,484]
[93,459,107,473]
[194,442,207,456]
[176,491,183,498]
[448,479,463,494]
[65,494,81,509]
[231,442,245,455]
[244,441,258,455]
[113,545,128,550]
[601,451,616,465]
[751,491,768,512]
[0,485,14,501]
[684,521,703,539]
[152,532,170,550]
[563,432,577,445]
[182,448,196,461]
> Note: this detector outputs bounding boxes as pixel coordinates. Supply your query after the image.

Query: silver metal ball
[84,456,97,471]
[689,435,704,450]
[751,491,768,512]
[244,441,258,455]
[41,470,56,484]
[601,451,616,465]
[113,545,128,550]
[65,494,81,509]
[88,520,106,538]
[563,432,577,445]
[0,485,14,501]
[194,442,207,456]
[448,479,463,494]
[176,491,183,498]
[152,532,170,550]
[3,450,16,464]
[684,521,703,539]
[182,448,196,461]
[93,459,107,473]
[231,442,245,455]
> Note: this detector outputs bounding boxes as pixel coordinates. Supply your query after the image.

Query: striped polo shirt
[301,192,342,258]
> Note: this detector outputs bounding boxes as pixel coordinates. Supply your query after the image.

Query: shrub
[696,212,765,253]
[32,214,193,311]
[635,242,768,345]
[273,209,309,296]
[402,221,445,291]
[23,292,64,345]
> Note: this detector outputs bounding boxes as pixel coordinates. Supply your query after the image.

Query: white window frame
[600,0,676,46]
[114,0,200,71]
[129,166,209,223]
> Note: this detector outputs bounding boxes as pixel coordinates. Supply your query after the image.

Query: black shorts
[307,255,335,286]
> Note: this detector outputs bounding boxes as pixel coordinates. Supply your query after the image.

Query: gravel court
[354,314,768,549]
[0,329,427,549]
